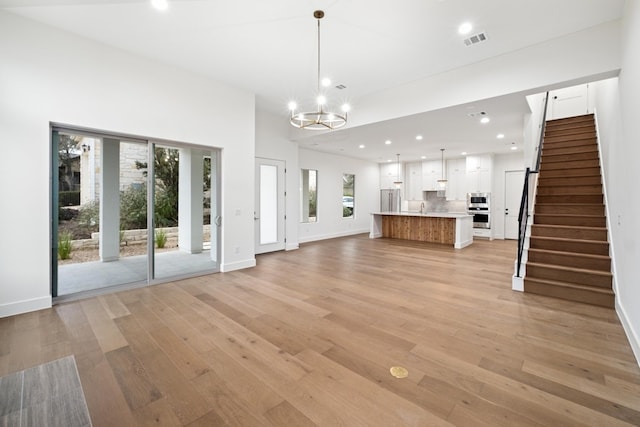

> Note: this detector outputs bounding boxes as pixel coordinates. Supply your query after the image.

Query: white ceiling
[1,0,625,162]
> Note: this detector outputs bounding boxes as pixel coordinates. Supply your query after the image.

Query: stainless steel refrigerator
[380,189,401,212]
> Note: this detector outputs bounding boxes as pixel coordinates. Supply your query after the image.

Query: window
[342,173,354,218]
[301,169,317,223]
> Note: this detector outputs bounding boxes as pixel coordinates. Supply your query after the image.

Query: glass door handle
[214,216,222,226]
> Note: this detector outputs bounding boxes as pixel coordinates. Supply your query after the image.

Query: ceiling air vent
[467,111,487,118]
[463,32,488,47]
[335,84,346,90]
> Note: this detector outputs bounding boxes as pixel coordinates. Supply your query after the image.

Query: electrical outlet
[235,209,241,216]
[617,215,621,226]
[234,246,240,254]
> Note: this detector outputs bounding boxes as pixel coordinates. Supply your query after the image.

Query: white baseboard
[617,298,640,368]
[455,238,473,249]
[299,229,369,244]
[0,296,52,318]
[285,243,299,251]
[220,258,256,272]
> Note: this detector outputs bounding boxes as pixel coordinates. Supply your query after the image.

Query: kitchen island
[370,212,473,249]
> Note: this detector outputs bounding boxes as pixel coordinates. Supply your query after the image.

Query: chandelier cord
[316,17,321,100]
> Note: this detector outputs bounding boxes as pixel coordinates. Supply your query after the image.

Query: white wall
[298,149,379,243]
[609,0,640,363]
[255,111,299,251]
[347,21,621,130]
[0,11,256,316]
[524,92,547,170]
[591,78,622,187]
[492,152,525,240]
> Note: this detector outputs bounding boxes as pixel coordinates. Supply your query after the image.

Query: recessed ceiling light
[387,159,392,162]
[416,135,423,140]
[458,22,473,35]
[150,0,169,11]
[480,117,490,124]
[461,151,467,155]
[511,146,518,150]
[321,77,331,87]
[421,156,426,159]
[497,133,505,139]
[385,140,392,145]
[359,144,365,149]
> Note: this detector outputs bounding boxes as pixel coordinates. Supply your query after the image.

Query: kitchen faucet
[420,202,425,214]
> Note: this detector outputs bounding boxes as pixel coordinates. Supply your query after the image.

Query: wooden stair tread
[545,130,596,138]
[542,154,599,163]
[538,168,601,177]
[527,262,612,278]
[534,203,603,207]
[529,235,608,245]
[537,177,602,180]
[546,114,593,122]
[542,152,597,157]
[524,277,614,295]
[527,248,610,261]
[534,213,605,219]
[531,224,606,232]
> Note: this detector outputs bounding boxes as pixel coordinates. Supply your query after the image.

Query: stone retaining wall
[71,225,211,249]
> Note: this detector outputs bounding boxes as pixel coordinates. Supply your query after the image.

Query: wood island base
[370,212,473,249]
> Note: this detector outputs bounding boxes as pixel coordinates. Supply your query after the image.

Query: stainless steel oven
[468,208,491,229]
[467,193,491,229]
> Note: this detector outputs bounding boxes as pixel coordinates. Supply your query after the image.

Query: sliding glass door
[152,145,219,281]
[52,127,220,297]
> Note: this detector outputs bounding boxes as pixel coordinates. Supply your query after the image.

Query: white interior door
[505,170,525,240]
[549,84,589,120]
[255,158,286,254]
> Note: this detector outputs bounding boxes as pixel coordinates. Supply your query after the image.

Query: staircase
[524,114,614,308]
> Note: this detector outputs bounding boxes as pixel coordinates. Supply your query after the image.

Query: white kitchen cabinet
[473,228,493,240]
[380,162,403,190]
[422,159,442,191]
[404,161,423,200]
[445,158,466,201]
[466,154,493,193]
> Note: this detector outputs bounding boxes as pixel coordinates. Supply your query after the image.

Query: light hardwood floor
[1,235,639,426]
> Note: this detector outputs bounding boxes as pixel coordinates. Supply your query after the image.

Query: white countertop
[371,211,472,218]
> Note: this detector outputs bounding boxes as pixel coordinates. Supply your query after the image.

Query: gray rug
[0,355,92,427]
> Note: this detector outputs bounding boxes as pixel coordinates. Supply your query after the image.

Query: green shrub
[58,207,78,221]
[118,184,178,230]
[120,184,147,230]
[155,228,167,248]
[58,232,73,260]
[59,191,80,206]
[78,200,100,228]
[154,190,178,227]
